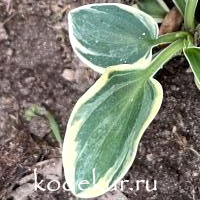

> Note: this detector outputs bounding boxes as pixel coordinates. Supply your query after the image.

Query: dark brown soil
[0,0,199,200]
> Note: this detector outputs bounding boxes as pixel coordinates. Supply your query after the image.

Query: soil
[0,0,199,200]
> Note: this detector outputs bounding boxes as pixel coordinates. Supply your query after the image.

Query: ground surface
[0,0,199,200]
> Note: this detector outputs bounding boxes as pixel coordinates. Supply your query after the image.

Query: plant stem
[156,0,169,12]
[25,105,62,144]
[46,112,62,144]
[153,31,190,45]
[184,0,198,31]
[146,39,184,77]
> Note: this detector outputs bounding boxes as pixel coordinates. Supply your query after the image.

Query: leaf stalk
[146,39,185,77]
[184,0,198,31]
[154,31,191,45]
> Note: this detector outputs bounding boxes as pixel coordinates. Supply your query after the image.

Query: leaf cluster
[63,1,200,198]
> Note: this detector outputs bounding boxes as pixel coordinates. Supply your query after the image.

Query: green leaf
[184,47,200,87]
[137,0,169,22]
[172,0,186,15]
[62,66,163,198]
[69,3,158,73]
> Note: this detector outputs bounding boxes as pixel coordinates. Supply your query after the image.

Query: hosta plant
[62,1,200,198]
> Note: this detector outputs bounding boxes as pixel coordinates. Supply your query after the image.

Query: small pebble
[62,69,76,82]
[146,153,154,162]
[186,67,192,73]
[0,23,8,41]
[6,48,13,57]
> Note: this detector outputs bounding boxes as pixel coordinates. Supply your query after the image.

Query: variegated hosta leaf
[62,67,163,198]
[172,0,186,15]
[184,47,200,88]
[137,0,169,22]
[68,3,159,73]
